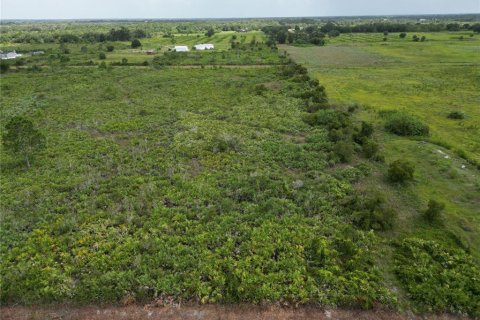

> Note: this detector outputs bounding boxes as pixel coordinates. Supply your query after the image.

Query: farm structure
[194,44,215,50]
[174,46,189,52]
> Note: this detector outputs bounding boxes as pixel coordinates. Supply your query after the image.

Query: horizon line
[1,13,480,22]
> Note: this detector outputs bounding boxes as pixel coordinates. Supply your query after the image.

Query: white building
[0,50,23,60]
[174,46,189,52]
[194,43,215,51]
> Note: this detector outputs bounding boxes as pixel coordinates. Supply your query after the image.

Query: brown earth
[0,305,473,320]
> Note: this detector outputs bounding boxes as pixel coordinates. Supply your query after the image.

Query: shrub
[423,199,445,223]
[413,35,419,42]
[0,60,10,73]
[352,192,397,231]
[384,112,429,136]
[131,39,142,48]
[362,139,379,159]
[304,109,351,129]
[107,45,115,52]
[399,32,407,38]
[353,121,374,144]
[122,58,128,65]
[212,133,242,153]
[2,116,45,167]
[333,141,354,163]
[387,160,415,183]
[394,238,480,317]
[99,52,106,60]
[447,111,465,119]
[254,84,267,96]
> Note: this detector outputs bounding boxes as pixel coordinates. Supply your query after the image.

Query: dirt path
[1,305,472,320]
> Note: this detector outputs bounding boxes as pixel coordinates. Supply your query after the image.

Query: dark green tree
[98,52,106,59]
[131,39,142,48]
[0,60,11,73]
[2,116,45,167]
[205,28,215,37]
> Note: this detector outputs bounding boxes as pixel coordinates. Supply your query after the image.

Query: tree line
[9,27,148,44]
[263,22,480,46]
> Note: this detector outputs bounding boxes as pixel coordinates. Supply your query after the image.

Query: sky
[1,0,479,20]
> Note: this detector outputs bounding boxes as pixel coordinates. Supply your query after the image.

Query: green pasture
[284,33,480,162]
[284,31,480,259]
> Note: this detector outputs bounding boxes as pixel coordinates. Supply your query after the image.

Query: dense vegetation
[1,17,479,317]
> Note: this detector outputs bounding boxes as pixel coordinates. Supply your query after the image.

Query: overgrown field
[1,25,480,317]
[0,65,394,307]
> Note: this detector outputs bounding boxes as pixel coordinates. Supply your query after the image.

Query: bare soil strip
[0,305,472,320]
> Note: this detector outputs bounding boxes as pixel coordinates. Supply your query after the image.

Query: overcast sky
[1,0,479,20]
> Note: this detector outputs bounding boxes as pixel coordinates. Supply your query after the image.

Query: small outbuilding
[194,43,214,50]
[174,46,189,52]
[0,50,23,60]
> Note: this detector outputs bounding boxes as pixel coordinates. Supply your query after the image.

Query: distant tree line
[10,27,148,44]
[263,22,480,45]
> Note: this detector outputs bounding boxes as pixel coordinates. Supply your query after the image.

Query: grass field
[284,31,480,258]
[284,32,480,163]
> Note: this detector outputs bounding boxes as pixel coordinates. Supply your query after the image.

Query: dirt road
[0,305,472,320]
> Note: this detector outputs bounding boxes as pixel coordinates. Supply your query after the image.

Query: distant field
[284,32,480,163]
[0,31,267,65]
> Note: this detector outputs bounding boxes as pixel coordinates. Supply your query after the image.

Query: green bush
[423,199,445,223]
[387,159,415,183]
[354,121,374,144]
[362,139,379,159]
[99,52,106,60]
[254,84,268,96]
[212,133,243,153]
[447,111,465,119]
[304,109,351,129]
[2,116,45,168]
[394,238,480,317]
[131,39,142,48]
[0,60,11,73]
[384,112,429,136]
[333,141,354,163]
[352,192,397,231]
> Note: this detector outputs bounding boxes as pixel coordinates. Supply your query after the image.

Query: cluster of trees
[10,27,148,44]
[263,26,329,46]
[264,22,480,45]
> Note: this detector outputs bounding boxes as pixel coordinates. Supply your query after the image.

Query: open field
[284,30,480,276]
[1,21,480,318]
[283,32,480,163]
